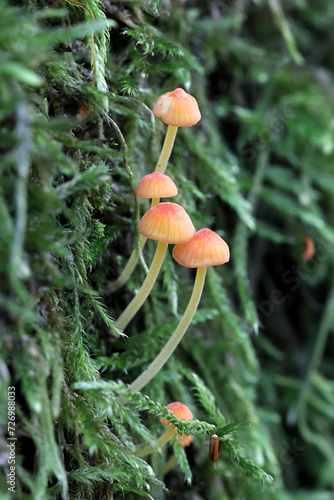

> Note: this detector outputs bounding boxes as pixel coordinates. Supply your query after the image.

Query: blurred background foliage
[0,0,334,498]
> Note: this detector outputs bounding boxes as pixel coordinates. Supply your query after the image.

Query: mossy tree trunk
[1,0,334,498]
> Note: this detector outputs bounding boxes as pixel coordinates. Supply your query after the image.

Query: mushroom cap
[302,236,315,261]
[136,172,178,199]
[178,434,194,447]
[172,228,230,268]
[138,202,195,244]
[160,402,193,427]
[153,88,201,128]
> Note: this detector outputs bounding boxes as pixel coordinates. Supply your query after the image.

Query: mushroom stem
[164,454,178,474]
[154,125,178,173]
[151,197,159,207]
[109,234,147,292]
[130,266,207,391]
[109,198,159,293]
[116,240,168,331]
[135,427,176,457]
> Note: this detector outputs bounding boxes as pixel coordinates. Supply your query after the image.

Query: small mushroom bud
[209,434,220,471]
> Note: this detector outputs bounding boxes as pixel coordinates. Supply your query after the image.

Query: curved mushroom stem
[116,240,168,331]
[130,266,207,391]
[109,198,160,293]
[109,233,147,292]
[135,427,176,457]
[155,125,178,173]
[164,454,178,474]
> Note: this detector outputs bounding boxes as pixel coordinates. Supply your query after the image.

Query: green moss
[1,0,334,498]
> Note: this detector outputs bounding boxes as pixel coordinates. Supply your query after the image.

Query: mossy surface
[1,0,334,498]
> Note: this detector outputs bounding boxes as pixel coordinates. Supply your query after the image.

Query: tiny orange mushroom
[178,434,194,447]
[160,402,194,448]
[136,171,178,207]
[302,236,315,261]
[136,402,193,458]
[153,88,201,128]
[152,88,201,174]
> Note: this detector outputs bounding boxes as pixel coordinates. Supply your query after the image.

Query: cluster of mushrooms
[113,88,230,456]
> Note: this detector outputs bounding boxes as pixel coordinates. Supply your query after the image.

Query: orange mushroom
[178,434,193,447]
[138,202,194,244]
[136,172,178,207]
[160,402,194,447]
[116,203,195,331]
[153,88,201,174]
[153,88,201,128]
[130,229,229,391]
[136,402,193,458]
[302,236,315,261]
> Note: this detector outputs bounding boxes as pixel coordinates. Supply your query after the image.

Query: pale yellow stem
[154,125,178,173]
[109,233,147,292]
[130,267,207,391]
[109,199,159,292]
[164,454,178,474]
[116,240,168,331]
[135,427,176,457]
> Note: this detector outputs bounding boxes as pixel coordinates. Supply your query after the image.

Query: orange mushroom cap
[153,88,201,128]
[160,401,193,430]
[172,228,230,268]
[302,236,315,261]
[136,172,178,199]
[160,402,194,447]
[178,434,194,447]
[138,202,195,244]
